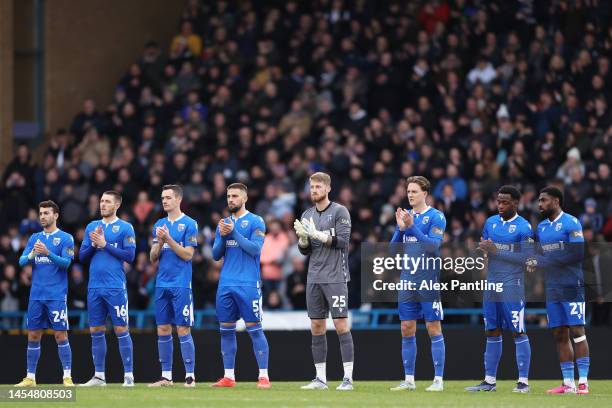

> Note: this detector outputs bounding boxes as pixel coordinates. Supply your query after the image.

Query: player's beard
[540,208,553,219]
[310,193,325,203]
[228,204,241,214]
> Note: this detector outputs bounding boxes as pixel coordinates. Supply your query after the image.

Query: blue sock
[576,357,589,382]
[157,334,173,374]
[57,339,72,372]
[430,334,445,378]
[27,341,41,376]
[561,361,575,383]
[514,335,530,380]
[116,331,133,374]
[247,323,269,370]
[179,334,196,375]
[402,336,416,376]
[91,331,106,374]
[220,324,237,370]
[484,335,502,381]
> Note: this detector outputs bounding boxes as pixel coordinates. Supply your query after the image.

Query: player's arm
[229,218,265,257]
[150,224,162,262]
[406,212,445,250]
[166,221,197,261]
[390,226,404,243]
[104,225,136,263]
[212,226,226,261]
[331,207,351,249]
[79,224,96,263]
[493,223,535,264]
[18,236,36,266]
[533,222,585,268]
[43,236,73,270]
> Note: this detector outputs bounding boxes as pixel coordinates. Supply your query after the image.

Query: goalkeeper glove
[302,217,329,243]
[293,219,309,247]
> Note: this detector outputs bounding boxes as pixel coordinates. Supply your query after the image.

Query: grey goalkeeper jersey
[299,202,351,284]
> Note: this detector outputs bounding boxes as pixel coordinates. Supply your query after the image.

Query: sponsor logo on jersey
[66,248,75,257]
[241,220,249,228]
[339,217,350,225]
[34,256,52,264]
[178,223,185,232]
[189,235,197,244]
[572,230,583,238]
[127,236,136,244]
[509,225,516,233]
[255,229,265,238]
[431,227,443,236]
[112,225,120,233]
[555,223,562,231]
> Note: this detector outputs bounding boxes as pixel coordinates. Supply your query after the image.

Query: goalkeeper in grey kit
[294,172,354,391]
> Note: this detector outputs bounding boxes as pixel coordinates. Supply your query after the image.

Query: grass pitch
[3,381,612,407]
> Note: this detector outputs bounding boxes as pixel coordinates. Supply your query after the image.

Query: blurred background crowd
[1,0,611,324]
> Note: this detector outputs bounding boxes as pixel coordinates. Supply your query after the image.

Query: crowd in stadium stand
[1,0,611,325]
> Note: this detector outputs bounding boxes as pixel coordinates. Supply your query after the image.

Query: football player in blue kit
[79,191,136,387]
[16,200,75,387]
[149,185,198,387]
[211,183,270,389]
[389,176,446,392]
[465,186,533,393]
[531,187,590,395]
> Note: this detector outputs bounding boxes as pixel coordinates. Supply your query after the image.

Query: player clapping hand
[218,218,234,236]
[90,226,107,248]
[33,240,50,256]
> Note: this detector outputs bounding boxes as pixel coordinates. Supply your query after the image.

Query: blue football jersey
[22,229,74,301]
[82,219,136,289]
[391,206,446,279]
[215,211,266,288]
[482,214,534,284]
[153,213,198,288]
[536,211,584,288]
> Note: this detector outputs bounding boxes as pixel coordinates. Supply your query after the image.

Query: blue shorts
[398,301,444,322]
[155,287,193,326]
[216,286,262,323]
[27,300,69,331]
[483,301,525,332]
[547,301,586,328]
[88,288,129,327]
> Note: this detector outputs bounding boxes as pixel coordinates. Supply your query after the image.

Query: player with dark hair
[149,185,198,387]
[390,176,446,392]
[16,201,75,387]
[211,183,271,389]
[79,191,137,387]
[466,186,533,393]
[531,187,590,394]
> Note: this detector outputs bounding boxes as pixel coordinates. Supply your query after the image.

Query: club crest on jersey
[509,225,516,233]
[492,223,497,229]
[112,225,120,233]
[555,223,562,231]
[178,223,185,232]
[327,215,333,222]
[53,237,61,246]
[422,216,429,224]
[241,220,249,228]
